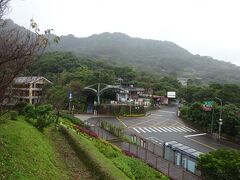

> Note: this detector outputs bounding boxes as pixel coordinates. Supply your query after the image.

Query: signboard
[69,91,73,100]
[202,101,213,111]
[167,91,176,98]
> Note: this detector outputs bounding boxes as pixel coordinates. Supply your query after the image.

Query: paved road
[77,106,240,153]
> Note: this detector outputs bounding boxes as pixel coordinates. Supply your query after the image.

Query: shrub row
[123,114,145,117]
[100,121,124,138]
[59,112,84,126]
[60,126,129,180]
[74,125,98,139]
[60,121,167,180]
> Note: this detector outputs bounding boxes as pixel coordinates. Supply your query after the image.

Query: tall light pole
[215,97,223,139]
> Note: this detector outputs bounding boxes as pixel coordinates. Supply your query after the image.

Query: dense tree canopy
[197,148,240,180]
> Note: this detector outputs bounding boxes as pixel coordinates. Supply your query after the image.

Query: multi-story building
[11,76,52,104]
[116,84,149,106]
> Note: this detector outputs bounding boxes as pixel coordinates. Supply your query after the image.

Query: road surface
[76,106,240,153]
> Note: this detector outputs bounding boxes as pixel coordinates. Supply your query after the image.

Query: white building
[11,76,52,104]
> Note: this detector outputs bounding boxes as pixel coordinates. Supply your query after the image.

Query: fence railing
[89,125,202,180]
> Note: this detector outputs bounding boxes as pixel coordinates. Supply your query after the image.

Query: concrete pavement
[76,106,240,153]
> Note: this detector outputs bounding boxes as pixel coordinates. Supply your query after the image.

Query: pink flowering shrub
[74,125,98,138]
[122,150,138,158]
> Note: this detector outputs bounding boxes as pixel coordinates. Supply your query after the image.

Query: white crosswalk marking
[143,127,151,132]
[180,126,192,132]
[167,127,177,132]
[138,127,146,133]
[171,127,182,132]
[175,127,187,132]
[133,128,140,133]
[131,126,197,134]
[148,127,157,132]
[162,127,172,132]
[153,127,162,132]
[158,127,167,132]
[184,126,196,132]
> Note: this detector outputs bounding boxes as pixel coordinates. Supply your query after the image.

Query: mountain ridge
[47,32,240,83]
[4,19,240,83]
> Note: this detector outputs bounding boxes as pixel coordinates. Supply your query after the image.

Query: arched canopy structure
[83,83,127,105]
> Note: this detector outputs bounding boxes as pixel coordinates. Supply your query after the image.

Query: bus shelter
[164,141,203,175]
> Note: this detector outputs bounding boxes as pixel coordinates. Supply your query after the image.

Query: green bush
[60,112,84,126]
[60,126,129,180]
[14,102,27,113]
[9,111,18,120]
[100,121,123,138]
[22,104,55,131]
[197,148,240,180]
[35,105,55,131]
[92,134,165,179]
[60,122,167,180]
[22,104,36,118]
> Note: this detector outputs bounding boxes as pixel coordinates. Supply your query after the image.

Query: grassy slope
[63,126,167,180]
[0,117,68,179]
[62,127,130,180]
[45,126,96,179]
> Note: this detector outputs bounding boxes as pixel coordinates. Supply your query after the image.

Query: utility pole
[68,90,73,112]
[215,97,223,139]
[210,108,214,134]
[97,83,100,105]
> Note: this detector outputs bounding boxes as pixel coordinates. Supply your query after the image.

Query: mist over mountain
[5,19,240,83]
[47,32,240,83]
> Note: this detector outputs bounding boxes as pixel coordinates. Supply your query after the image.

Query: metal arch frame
[83,87,98,95]
[83,83,128,105]
[99,85,127,96]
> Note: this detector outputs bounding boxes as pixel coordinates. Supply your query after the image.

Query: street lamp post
[210,108,214,134]
[215,97,223,139]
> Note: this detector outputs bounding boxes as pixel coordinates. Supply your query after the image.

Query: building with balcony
[11,76,52,104]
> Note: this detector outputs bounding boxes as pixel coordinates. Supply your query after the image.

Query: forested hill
[6,19,240,83]
[47,32,240,83]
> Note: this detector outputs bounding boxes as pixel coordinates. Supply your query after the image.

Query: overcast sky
[8,0,240,66]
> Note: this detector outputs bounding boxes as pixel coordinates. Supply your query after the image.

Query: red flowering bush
[74,125,98,138]
[122,150,138,158]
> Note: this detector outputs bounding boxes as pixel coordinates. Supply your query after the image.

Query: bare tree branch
[0,0,53,104]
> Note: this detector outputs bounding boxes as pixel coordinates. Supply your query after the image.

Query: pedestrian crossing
[130,126,196,133]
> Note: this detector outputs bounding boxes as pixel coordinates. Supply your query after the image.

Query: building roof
[165,141,204,158]
[13,76,52,84]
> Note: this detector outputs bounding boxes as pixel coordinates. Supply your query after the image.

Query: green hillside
[48,32,240,83]
[5,19,240,83]
[0,116,68,179]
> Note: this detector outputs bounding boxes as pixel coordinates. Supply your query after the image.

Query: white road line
[167,127,178,132]
[180,126,192,132]
[138,127,146,133]
[184,133,206,138]
[133,128,140,133]
[151,114,163,117]
[159,110,176,114]
[158,127,168,132]
[148,127,157,132]
[175,127,188,132]
[184,126,196,132]
[143,127,151,132]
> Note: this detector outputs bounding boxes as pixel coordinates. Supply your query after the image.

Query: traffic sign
[202,101,214,111]
[69,91,73,100]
